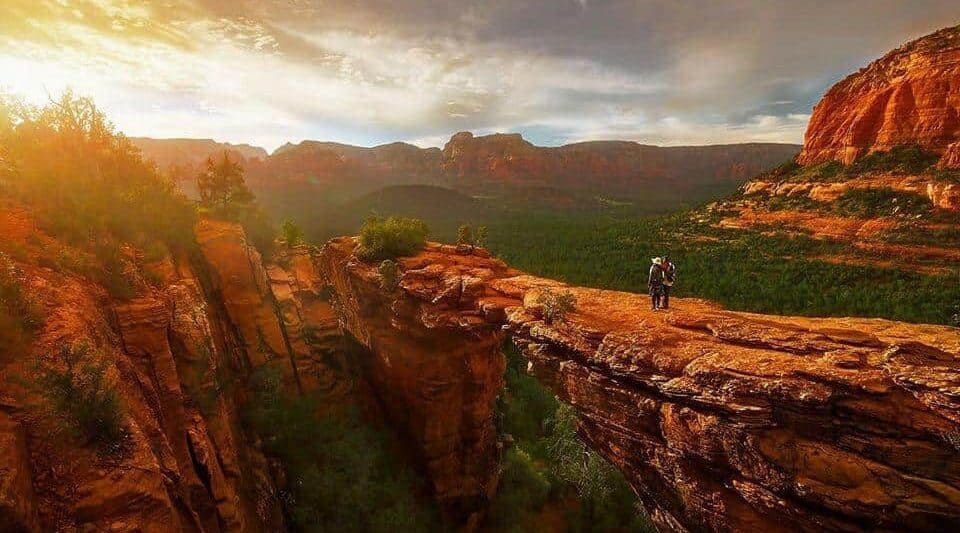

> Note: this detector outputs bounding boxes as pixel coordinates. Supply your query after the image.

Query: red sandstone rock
[320,238,960,532]
[798,25,960,165]
[0,412,39,532]
[939,141,960,169]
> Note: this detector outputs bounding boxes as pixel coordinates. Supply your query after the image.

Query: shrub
[32,343,128,453]
[378,259,400,291]
[848,145,939,175]
[486,446,552,531]
[0,252,42,359]
[356,216,428,261]
[544,405,618,504]
[536,288,577,324]
[456,224,473,246]
[475,225,489,248]
[281,218,305,248]
[92,239,136,300]
[834,187,933,218]
[0,92,198,251]
[760,160,801,181]
[244,367,440,532]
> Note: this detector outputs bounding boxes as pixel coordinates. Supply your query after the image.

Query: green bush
[281,218,305,248]
[32,343,128,453]
[475,225,489,248]
[834,187,933,218]
[0,252,43,360]
[456,224,473,246]
[244,367,439,532]
[493,343,654,532]
[486,447,552,532]
[378,259,400,291]
[536,288,577,324]
[356,216,428,261]
[848,145,940,175]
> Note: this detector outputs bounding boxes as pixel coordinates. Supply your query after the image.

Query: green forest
[298,184,960,327]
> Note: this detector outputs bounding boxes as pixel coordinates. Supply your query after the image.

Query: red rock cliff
[320,238,960,532]
[0,211,343,532]
[798,25,960,165]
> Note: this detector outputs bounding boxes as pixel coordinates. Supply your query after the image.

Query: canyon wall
[320,237,960,533]
[133,134,798,195]
[798,25,960,166]
[0,212,342,532]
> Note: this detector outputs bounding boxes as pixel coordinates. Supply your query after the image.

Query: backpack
[650,264,664,284]
[663,262,675,284]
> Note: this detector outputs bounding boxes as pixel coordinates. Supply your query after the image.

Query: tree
[475,225,488,248]
[281,219,305,248]
[457,224,473,246]
[197,151,255,213]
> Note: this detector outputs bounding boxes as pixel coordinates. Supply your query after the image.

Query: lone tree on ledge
[197,151,255,214]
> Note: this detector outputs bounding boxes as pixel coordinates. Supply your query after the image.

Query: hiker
[648,257,664,311]
[661,255,676,309]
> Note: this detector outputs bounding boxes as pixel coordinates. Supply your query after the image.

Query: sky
[0,1,957,152]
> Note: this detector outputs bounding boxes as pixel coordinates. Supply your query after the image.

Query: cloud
[0,0,957,150]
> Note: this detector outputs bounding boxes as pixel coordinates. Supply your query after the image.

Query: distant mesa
[798,24,960,166]
[130,137,268,167]
[133,132,799,196]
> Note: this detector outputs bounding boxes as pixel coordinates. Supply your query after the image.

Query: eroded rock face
[318,240,509,526]
[0,210,344,532]
[320,238,960,532]
[798,25,960,165]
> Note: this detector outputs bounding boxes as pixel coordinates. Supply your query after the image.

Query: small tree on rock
[536,288,577,324]
[457,224,473,247]
[281,219,305,248]
[475,225,488,248]
[197,151,255,214]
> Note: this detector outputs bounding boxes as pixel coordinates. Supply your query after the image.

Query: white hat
[652,257,662,265]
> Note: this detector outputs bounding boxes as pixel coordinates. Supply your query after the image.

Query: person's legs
[650,290,659,310]
[662,286,670,309]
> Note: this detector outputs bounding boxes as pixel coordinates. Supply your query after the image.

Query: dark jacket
[648,264,664,287]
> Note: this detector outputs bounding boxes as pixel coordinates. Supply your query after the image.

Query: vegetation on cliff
[244,367,441,532]
[27,343,128,454]
[0,92,196,299]
[490,343,653,532]
[356,216,429,260]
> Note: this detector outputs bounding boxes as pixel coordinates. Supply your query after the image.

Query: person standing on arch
[648,257,664,311]
[661,255,676,310]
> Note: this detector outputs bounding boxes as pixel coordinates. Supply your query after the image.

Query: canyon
[132,133,799,199]
[5,209,955,532]
[4,19,960,533]
[318,238,960,532]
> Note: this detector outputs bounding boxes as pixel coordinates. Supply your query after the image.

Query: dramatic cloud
[1,0,956,150]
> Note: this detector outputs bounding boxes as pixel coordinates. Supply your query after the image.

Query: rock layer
[0,210,344,532]
[320,238,960,532]
[798,25,960,165]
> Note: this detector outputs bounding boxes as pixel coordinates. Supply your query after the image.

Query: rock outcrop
[0,209,344,532]
[320,238,960,532]
[798,25,960,165]
[318,241,507,527]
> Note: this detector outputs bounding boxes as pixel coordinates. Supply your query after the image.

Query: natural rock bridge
[319,237,960,532]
